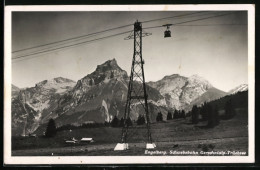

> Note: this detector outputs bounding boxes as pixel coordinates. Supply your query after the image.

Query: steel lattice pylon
[121,21,152,144]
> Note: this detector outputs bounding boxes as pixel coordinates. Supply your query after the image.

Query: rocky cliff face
[148,74,225,110]
[51,59,166,127]
[11,77,76,136]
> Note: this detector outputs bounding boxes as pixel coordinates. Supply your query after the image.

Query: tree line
[189,99,236,128]
[44,98,237,137]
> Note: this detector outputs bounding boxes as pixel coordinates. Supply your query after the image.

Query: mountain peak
[78,59,128,88]
[188,74,212,88]
[162,74,181,80]
[95,58,122,72]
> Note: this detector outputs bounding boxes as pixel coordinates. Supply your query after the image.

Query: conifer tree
[167,111,173,120]
[111,115,119,127]
[126,117,133,126]
[45,119,57,137]
[156,112,163,122]
[191,105,199,124]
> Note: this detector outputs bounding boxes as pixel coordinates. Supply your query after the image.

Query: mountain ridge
[12,58,230,136]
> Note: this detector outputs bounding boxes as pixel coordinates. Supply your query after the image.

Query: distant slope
[12,84,20,100]
[228,84,248,94]
[186,87,227,111]
[209,90,248,110]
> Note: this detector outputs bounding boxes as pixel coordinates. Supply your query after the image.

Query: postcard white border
[4,4,255,164]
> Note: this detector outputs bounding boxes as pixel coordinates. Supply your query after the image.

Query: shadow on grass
[184,122,193,125]
[195,125,213,129]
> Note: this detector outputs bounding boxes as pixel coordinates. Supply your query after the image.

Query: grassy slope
[12,107,248,156]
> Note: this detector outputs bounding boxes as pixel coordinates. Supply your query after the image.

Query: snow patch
[102,100,110,122]
[229,84,248,94]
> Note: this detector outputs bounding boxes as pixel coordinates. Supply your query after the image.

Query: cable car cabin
[164,30,171,38]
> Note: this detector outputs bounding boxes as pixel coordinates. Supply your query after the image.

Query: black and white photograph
[4,5,255,164]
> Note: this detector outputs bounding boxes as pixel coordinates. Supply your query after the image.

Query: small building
[65,137,78,144]
[80,138,94,143]
[29,134,37,137]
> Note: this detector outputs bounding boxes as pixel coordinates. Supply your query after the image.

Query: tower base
[146,143,156,149]
[114,143,129,150]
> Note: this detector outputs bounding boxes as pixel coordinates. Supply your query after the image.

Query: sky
[11,11,248,92]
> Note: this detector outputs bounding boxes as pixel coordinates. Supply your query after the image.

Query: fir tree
[45,119,57,137]
[224,99,236,119]
[119,117,124,127]
[111,115,119,127]
[156,112,163,122]
[137,115,145,125]
[191,105,199,124]
[181,110,186,119]
[167,111,173,120]
[173,110,179,119]
[126,117,133,126]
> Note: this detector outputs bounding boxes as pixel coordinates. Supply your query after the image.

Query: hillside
[207,90,248,110]
[228,84,248,95]
[186,87,228,111]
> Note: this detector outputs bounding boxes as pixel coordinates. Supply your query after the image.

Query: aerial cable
[141,11,206,23]
[173,23,247,26]
[143,12,236,30]
[13,33,103,59]
[12,30,132,61]
[12,23,133,53]
[12,11,217,54]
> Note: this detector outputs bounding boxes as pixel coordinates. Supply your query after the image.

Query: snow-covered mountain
[228,84,248,94]
[148,74,227,110]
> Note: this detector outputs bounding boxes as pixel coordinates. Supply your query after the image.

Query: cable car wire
[12,11,215,54]
[12,30,132,61]
[143,12,236,30]
[12,12,242,62]
[141,11,206,23]
[173,23,247,26]
[12,23,133,53]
